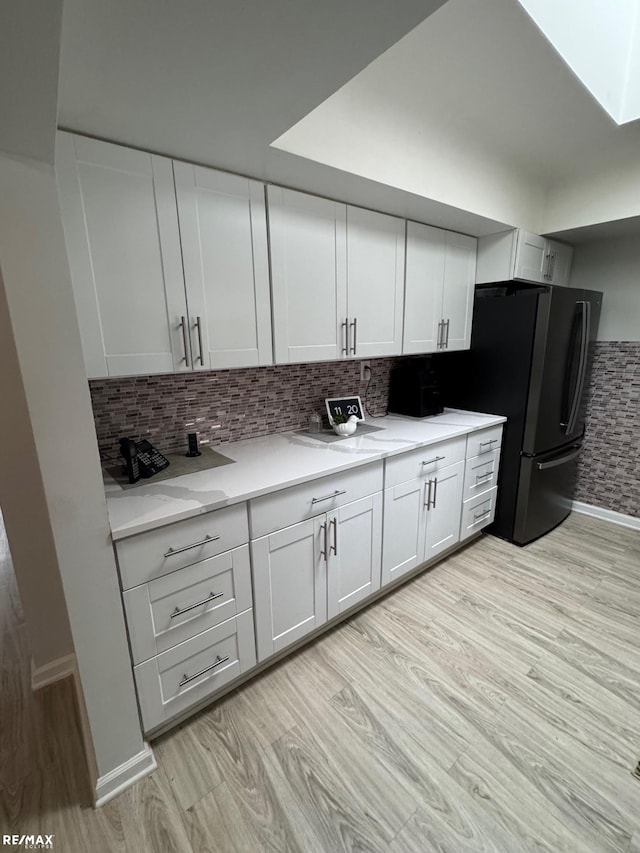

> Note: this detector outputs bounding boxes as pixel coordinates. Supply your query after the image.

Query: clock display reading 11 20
[325,396,365,425]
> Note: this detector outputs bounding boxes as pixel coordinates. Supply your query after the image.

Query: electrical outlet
[360,361,371,381]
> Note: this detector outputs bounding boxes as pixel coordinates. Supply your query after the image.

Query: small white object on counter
[105,409,506,541]
[332,415,359,436]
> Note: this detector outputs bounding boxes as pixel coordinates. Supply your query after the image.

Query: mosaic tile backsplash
[574,342,640,519]
[89,358,399,463]
[90,343,639,519]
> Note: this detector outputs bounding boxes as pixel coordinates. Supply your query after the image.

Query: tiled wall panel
[89,358,396,462]
[575,342,640,519]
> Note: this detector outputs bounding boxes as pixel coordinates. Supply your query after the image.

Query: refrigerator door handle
[536,445,581,470]
[564,301,590,435]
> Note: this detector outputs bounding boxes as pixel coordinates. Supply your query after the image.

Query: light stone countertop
[105,409,506,541]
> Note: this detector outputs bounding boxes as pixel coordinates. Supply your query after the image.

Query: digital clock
[325,396,365,424]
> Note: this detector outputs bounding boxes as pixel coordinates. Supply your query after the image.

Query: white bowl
[333,421,357,436]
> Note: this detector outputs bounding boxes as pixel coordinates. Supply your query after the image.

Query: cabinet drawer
[465,426,503,460]
[116,502,249,590]
[123,544,252,664]
[133,609,256,733]
[460,488,497,540]
[249,461,383,539]
[463,450,501,501]
[384,437,466,489]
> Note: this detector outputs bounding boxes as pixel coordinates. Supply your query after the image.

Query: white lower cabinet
[251,492,382,662]
[382,460,463,586]
[423,461,465,561]
[116,425,503,735]
[133,610,256,732]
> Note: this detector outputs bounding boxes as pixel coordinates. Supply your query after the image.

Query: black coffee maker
[388,358,444,417]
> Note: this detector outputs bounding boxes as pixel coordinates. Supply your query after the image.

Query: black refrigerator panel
[438,286,540,541]
[513,440,582,545]
[522,287,602,454]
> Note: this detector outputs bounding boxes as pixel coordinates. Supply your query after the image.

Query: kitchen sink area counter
[105,410,506,541]
[107,408,505,734]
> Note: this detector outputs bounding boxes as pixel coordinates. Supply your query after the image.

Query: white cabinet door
[424,461,464,562]
[514,231,546,282]
[55,132,188,378]
[346,206,405,357]
[174,163,272,370]
[327,493,382,619]
[442,232,477,351]
[381,479,427,588]
[403,222,445,354]
[268,186,347,363]
[251,518,327,661]
[547,240,573,286]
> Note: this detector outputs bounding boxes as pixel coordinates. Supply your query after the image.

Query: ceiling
[57,0,640,240]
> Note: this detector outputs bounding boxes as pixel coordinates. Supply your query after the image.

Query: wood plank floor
[1,510,639,852]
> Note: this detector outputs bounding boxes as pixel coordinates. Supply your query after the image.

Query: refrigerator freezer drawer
[513,444,581,545]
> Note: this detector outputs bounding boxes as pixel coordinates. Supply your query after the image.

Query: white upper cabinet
[173,164,272,370]
[476,229,573,286]
[441,231,477,352]
[403,222,477,354]
[268,186,406,363]
[513,231,547,282]
[56,132,189,378]
[345,206,405,358]
[268,186,348,364]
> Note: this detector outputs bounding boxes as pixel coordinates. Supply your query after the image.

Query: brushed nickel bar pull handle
[179,316,190,366]
[432,477,438,508]
[476,470,494,481]
[170,591,223,619]
[474,510,491,522]
[437,319,443,349]
[479,439,498,451]
[422,455,446,466]
[319,521,327,560]
[544,252,552,280]
[179,655,229,687]
[330,517,337,556]
[342,318,349,355]
[444,319,450,348]
[424,479,432,509]
[164,534,220,558]
[194,316,204,365]
[311,489,346,505]
[350,317,357,355]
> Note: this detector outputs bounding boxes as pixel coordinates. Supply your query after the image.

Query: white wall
[0,268,74,666]
[0,150,145,784]
[0,0,145,792]
[570,234,640,341]
[0,0,61,163]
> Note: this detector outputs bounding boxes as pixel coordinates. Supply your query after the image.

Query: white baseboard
[572,501,640,531]
[94,743,157,808]
[31,653,76,691]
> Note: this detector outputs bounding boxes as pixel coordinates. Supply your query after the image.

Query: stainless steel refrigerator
[441,282,602,545]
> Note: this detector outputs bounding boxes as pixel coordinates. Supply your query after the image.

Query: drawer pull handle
[476,471,494,481]
[479,439,498,450]
[170,591,223,619]
[164,534,220,558]
[474,510,491,522]
[311,489,346,505]
[179,655,229,687]
[422,455,446,466]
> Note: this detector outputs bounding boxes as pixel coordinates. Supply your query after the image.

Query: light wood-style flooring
[1,511,639,852]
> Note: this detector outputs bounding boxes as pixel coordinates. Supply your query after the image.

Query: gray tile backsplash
[575,341,640,519]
